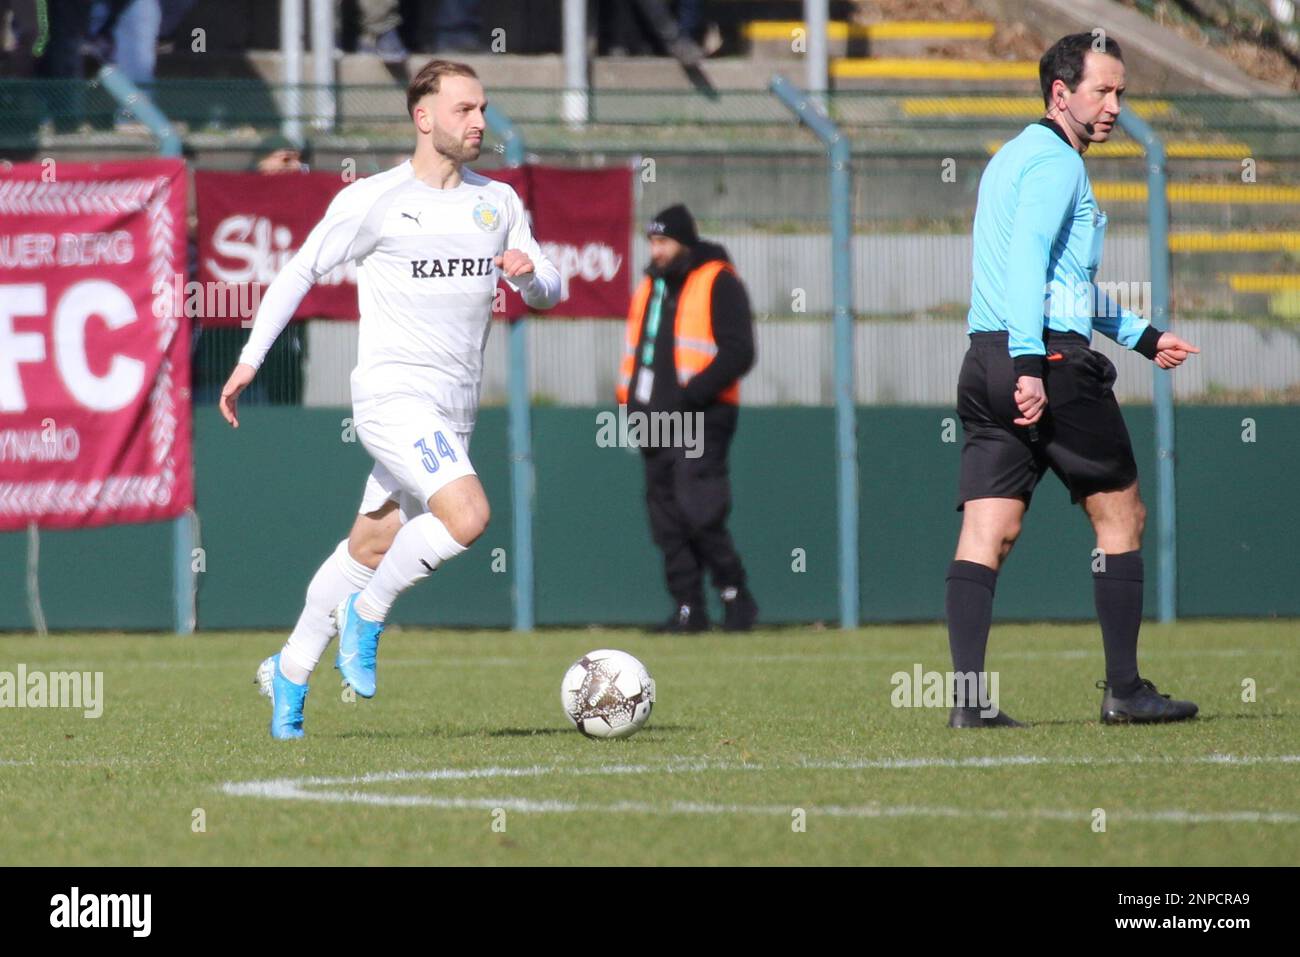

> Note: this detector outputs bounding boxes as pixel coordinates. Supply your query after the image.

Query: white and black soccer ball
[560,650,656,739]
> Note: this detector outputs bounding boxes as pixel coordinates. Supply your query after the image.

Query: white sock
[355,513,467,622]
[281,540,374,683]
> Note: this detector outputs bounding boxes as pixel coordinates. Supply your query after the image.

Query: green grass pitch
[1,621,1296,866]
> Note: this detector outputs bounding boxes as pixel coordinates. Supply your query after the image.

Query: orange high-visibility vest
[615,259,739,405]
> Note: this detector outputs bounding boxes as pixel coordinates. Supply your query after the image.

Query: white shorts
[355,395,476,522]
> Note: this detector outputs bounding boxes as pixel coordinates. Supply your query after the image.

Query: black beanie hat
[647,203,698,246]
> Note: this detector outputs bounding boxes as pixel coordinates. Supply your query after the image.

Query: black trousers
[640,405,747,606]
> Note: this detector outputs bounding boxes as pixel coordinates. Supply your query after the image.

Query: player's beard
[432,124,482,164]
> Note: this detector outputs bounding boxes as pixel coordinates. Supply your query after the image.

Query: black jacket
[629,241,756,415]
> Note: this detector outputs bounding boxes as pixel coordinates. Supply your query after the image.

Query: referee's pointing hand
[1153,332,1200,370]
[1014,375,1047,427]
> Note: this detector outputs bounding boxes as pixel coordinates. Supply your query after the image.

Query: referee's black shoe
[653,603,710,633]
[1098,678,1199,724]
[947,706,1024,729]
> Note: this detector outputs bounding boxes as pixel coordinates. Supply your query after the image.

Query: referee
[945,33,1201,728]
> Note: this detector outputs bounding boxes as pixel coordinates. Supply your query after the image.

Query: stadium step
[1224,274,1300,292]
[900,97,1174,119]
[744,20,997,42]
[742,16,1032,86]
[745,19,996,57]
[831,58,1037,82]
[983,140,1253,160]
[1094,183,1300,205]
[1168,231,1300,252]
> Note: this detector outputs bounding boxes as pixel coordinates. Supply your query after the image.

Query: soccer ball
[560,650,656,739]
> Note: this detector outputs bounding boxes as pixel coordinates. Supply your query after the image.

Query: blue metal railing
[770,75,859,629]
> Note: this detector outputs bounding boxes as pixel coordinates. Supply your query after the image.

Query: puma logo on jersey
[410,256,496,278]
[401,211,422,226]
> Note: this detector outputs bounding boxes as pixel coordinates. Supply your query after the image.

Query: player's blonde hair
[406,59,480,118]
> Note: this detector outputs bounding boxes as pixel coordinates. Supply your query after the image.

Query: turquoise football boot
[255,653,309,740]
[333,593,384,698]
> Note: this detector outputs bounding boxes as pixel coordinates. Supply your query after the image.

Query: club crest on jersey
[472,200,501,232]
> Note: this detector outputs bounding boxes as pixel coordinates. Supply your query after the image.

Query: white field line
[396,649,1276,665]
[745,649,1272,663]
[19,647,1286,673]
[220,754,1300,823]
[216,790,1300,824]
[0,757,153,768]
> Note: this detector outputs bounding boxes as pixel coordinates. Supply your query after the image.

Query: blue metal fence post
[769,76,859,629]
[1118,109,1176,623]
[486,105,534,631]
[100,66,193,631]
[173,510,196,633]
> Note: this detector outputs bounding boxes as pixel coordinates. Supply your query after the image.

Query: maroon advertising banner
[0,159,192,531]
[491,165,633,320]
[194,164,632,322]
[195,169,354,322]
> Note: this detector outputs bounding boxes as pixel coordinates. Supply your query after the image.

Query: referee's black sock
[945,560,998,708]
[1094,550,1144,696]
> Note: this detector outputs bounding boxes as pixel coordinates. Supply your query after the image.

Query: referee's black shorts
[956,330,1138,510]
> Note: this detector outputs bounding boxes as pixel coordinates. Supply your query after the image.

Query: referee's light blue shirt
[967,121,1150,366]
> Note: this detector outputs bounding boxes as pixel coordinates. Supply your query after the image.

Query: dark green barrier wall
[194,407,514,629]
[1175,408,1298,617]
[1,406,1294,630]
[533,407,839,625]
[0,522,173,630]
[856,408,1158,621]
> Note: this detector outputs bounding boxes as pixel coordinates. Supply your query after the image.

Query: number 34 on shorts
[414,432,459,474]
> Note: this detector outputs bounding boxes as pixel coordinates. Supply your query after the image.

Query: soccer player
[219,60,561,739]
[945,33,1201,728]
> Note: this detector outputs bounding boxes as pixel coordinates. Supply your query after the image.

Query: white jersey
[238,161,561,430]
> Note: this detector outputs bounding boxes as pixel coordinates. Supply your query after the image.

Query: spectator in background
[429,0,482,53]
[599,0,712,57]
[675,0,705,46]
[617,204,759,633]
[85,0,201,80]
[157,0,196,43]
[358,0,482,62]
[0,0,39,76]
[255,134,311,174]
[357,0,408,63]
[36,0,92,79]
[87,0,161,86]
[23,0,93,132]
